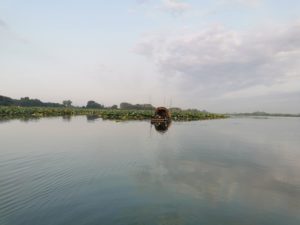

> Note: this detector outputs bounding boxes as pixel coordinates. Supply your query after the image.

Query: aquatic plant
[0,106,227,121]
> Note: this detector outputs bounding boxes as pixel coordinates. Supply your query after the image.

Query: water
[0,116,300,225]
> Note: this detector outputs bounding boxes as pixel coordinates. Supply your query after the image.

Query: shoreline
[0,106,227,122]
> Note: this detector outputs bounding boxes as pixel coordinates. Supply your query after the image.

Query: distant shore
[0,106,227,122]
[228,112,300,117]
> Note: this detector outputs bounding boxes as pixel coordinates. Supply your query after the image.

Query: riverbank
[0,106,227,121]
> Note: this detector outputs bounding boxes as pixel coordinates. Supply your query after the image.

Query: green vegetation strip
[0,106,227,121]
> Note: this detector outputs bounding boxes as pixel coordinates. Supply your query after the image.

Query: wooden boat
[151,107,171,123]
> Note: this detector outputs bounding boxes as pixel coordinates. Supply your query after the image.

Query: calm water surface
[0,116,300,225]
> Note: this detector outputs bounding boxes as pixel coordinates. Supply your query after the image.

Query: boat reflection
[151,121,171,133]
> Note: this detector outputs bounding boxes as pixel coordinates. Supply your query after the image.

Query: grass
[0,106,227,122]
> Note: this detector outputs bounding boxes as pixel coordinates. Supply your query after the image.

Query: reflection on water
[0,116,40,123]
[0,117,300,225]
[86,114,101,121]
[152,121,172,133]
[62,115,72,121]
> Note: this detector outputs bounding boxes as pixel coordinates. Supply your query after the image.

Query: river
[0,116,299,225]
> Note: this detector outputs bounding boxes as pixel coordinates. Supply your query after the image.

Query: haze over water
[0,116,300,225]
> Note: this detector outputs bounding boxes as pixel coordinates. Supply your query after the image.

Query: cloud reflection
[135,122,300,217]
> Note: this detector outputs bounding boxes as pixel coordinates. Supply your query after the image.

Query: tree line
[0,96,63,107]
[0,95,155,110]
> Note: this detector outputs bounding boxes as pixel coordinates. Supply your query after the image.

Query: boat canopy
[154,107,171,119]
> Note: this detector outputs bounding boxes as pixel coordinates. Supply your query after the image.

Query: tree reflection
[62,115,72,121]
[86,114,101,122]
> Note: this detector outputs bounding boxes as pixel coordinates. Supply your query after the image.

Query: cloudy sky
[1,0,299,113]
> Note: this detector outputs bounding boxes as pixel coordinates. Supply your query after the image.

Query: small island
[0,95,227,121]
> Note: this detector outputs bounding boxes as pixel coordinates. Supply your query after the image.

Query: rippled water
[0,116,300,225]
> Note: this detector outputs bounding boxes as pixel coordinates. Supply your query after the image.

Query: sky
[0,0,300,113]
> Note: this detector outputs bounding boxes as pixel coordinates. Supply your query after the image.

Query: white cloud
[0,18,29,44]
[0,19,7,28]
[0,18,10,31]
[220,0,262,7]
[162,0,190,14]
[131,0,190,16]
[135,23,300,99]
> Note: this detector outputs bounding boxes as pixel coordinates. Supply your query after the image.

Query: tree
[19,97,43,107]
[63,100,72,107]
[0,95,15,106]
[120,102,154,110]
[0,95,63,107]
[86,100,104,109]
[120,102,133,109]
[111,105,118,109]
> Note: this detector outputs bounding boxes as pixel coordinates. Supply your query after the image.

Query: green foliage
[0,106,227,122]
[0,95,15,106]
[120,102,155,110]
[19,97,45,107]
[86,100,104,109]
[171,110,226,121]
[62,100,72,107]
[0,95,63,107]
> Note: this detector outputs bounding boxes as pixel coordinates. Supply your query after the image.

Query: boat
[151,107,171,123]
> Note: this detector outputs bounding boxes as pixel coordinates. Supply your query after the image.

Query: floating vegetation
[0,106,227,122]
